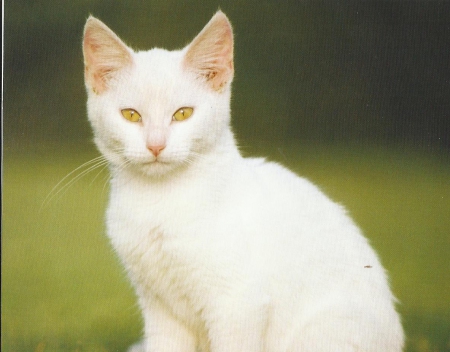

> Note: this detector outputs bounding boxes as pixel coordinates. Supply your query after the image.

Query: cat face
[83,12,234,178]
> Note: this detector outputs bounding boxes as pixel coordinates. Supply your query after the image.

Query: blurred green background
[3,1,450,351]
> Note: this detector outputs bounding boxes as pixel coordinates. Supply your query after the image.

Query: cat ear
[83,16,133,94]
[184,11,234,92]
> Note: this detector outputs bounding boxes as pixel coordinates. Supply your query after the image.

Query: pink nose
[148,145,165,157]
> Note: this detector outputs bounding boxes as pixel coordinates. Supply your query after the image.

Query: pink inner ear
[184,12,234,91]
[84,34,108,93]
[83,17,132,94]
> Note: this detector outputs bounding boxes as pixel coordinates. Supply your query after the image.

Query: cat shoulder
[243,156,311,187]
[241,155,342,210]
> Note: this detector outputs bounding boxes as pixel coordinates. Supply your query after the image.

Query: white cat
[83,11,404,352]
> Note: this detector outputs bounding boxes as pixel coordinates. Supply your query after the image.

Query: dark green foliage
[4,0,450,151]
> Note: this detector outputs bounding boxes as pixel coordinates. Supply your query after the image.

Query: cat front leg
[206,289,272,352]
[138,298,197,352]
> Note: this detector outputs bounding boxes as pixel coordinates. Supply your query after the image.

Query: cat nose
[147,145,165,157]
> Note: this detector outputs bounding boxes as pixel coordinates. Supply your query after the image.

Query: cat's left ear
[83,16,133,94]
[183,11,234,92]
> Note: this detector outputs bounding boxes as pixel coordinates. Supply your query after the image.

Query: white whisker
[41,155,110,210]
[89,161,109,187]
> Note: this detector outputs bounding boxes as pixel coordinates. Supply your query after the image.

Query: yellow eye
[172,107,193,121]
[121,109,142,122]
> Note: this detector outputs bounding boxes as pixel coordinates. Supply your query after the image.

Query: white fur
[83,11,404,352]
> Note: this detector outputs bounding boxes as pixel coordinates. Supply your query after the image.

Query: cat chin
[129,160,185,179]
[140,162,175,177]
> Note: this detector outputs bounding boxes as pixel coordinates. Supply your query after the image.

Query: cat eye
[172,107,194,121]
[121,109,142,122]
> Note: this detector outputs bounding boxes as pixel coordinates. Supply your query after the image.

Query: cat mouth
[144,158,167,164]
[140,158,172,168]
[128,154,165,165]
[121,153,178,175]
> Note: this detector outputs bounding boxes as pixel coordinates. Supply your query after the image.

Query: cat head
[83,11,234,178]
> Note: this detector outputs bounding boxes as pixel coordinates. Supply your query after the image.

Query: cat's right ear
[83,16,133,94]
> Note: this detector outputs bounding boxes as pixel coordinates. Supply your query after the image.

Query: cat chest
[108,215,209,325]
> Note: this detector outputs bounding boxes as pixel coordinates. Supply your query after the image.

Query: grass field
[2,144,450,351]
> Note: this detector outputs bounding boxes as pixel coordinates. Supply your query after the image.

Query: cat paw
[127,340,146,352]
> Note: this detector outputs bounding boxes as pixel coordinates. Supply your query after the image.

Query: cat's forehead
[132,48,184,83]
[119,47,198,107]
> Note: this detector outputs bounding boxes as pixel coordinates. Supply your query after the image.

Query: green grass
[2,149,141,351]
[2,145,450,351]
